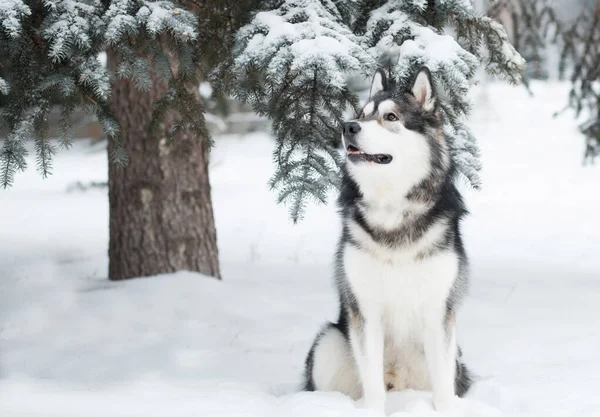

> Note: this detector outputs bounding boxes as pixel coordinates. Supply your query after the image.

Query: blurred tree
[487,0,600,163]
[0,0,227,280]
[561,0,600,164]
[228,0,524,221]
[488,0,560,87]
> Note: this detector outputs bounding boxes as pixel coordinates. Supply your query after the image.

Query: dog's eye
[385,113,398,121]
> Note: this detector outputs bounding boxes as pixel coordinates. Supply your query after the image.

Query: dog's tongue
[346,145,361,154]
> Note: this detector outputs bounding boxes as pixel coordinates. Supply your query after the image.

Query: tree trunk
[106,54,220,281]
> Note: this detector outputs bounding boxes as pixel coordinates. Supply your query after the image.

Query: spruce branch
[231,0,374,221]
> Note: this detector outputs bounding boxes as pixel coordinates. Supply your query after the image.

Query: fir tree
[0,0,204,186]
[0,0,223,280]
[230,0,524,221]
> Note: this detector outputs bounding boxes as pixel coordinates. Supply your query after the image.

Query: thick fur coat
[303,68,472,414]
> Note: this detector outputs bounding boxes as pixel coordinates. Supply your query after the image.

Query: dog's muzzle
[343,130,393,165]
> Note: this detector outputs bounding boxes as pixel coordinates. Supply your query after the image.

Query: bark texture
[107,54,220,281]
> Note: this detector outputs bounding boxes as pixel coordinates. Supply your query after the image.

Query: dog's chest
[342,222,458,323]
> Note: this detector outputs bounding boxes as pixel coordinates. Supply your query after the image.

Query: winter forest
[1,0,599,416]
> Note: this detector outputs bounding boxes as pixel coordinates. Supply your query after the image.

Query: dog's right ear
[411,67,436,112]
[369,69,388,99]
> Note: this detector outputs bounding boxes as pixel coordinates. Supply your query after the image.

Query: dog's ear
[411,67,436,111]
[369,69,388,99]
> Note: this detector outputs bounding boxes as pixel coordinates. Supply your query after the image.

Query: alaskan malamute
[303,67,472,414]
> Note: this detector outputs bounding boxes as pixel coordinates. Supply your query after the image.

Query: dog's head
[342,67,449,202]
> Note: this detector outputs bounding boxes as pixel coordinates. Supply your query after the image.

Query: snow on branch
[235,0,372,89]
[0,77,9,95]
[138,1,196,39]
[43,0,101,63]
[0,0,30,38]
[105,0,197,45]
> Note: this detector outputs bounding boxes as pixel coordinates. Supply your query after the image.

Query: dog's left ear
[411,67,436,111]
[369,69,388,99]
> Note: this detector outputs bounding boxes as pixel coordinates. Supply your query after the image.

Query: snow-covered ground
[1,83,599,417]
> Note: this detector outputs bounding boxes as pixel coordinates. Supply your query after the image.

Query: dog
[303,67,472,414]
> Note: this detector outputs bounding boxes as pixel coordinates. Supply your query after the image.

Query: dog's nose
[343,121,361,136]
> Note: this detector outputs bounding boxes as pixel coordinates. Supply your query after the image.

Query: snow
[97,51,107,68]
[0,77,9,95]
[1,83,600,417]
[408,0,428,11]
[398,26,477,75]
[199,81,213,99]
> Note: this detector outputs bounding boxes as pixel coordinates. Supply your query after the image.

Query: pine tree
[560,0,600,164]
[0,0,221,280]
[230,0,524,222]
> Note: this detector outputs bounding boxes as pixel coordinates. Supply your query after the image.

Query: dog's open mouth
[346,144,393,164]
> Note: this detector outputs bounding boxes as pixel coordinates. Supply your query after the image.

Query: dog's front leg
[423,309,457,413]
[349,310,385,414]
